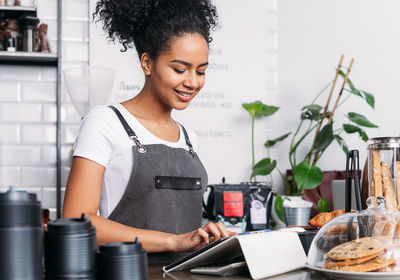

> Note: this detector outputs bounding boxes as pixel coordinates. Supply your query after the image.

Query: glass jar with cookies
[368,137,400,209]
[307,196,400,277]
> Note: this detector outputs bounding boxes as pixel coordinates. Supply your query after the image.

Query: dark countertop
[149,265,330,280]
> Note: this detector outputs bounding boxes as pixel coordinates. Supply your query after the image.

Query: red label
[223,192,243,217]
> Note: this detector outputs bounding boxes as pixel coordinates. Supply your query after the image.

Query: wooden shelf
[0,5,36,12]
[0,51,58,66]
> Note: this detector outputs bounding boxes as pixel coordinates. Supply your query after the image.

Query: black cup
[44,214,97,280]
[98,239,148,280]
[0,187,42,280]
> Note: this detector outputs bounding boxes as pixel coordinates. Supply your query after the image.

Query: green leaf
[343,123,359,133]
[349,88,362,97]
[318,197,329,213]
[301,104,323,112]
[313,123,334,152]
[360,130,369,142]
[274,194,285,223]
[339,71,362,97]
[362,91,375,109]
[343,124,369,142]
[300,104,324,120]
[260,105,279,117]
[251,158,277,178]
[347,112,378,128]
[265,132,291,148]
[242,101,263,118]
[334,134,348,154]
[294,161,324,191]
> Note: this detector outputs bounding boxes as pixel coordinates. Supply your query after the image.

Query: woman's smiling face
[145,32,209,111]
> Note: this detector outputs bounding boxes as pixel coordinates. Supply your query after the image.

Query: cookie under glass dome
[308,197,400,273]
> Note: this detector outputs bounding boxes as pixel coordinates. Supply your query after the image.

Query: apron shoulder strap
[177,122,196,158]
[108,105,147,153]
[108,105,137,139]
[109,105,195,156]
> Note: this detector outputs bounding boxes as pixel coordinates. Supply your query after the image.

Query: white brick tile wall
[0,124,20,144]
[61,104,82,123]
[63,21,89,42]
[0,167,21,187]
[0,103,42,122]
[20,167,57,187]
[42,187,65,209]
[37,0,57,19]
[42,103,82,123]
[21,82,57,103]
[63,125,79,145]
[21,125,56,144]
[41,145,73,166]
[0,66,42,82]
[41,103,56,123]
[41,145,55,166]
[0,0,89,211]
[41,67,57,82]
[0,145,42,166]
[62,145,74,166]
[63,0,89,20]
[62,166,70,187]
[0,81,20,102]
[62,41,89,62]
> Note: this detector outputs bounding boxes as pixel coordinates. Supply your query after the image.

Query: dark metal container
[44,214,97,280]
[0,187,42,280]
[98,240,148,280]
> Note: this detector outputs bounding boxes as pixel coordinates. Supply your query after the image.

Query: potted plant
[242,101,289,182]
[270,56,379,224]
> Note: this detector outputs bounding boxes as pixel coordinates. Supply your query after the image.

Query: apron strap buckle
[130,135,147,153]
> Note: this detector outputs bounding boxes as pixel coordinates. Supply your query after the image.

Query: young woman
[62,0,235,263]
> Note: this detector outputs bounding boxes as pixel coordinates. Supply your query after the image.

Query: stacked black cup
[98,239,148,280]
[0,187,42,280]
[44,214,97,280]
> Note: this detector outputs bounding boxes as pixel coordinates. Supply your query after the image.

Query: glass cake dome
[308,197,400,275]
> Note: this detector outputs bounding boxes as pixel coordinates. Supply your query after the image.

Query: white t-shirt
[73,103,199,218]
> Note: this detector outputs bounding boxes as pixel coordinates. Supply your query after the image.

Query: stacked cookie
[370,150,400,209]
[323,236,396,272]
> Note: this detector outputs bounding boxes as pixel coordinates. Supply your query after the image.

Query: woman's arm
[63,157,234,253]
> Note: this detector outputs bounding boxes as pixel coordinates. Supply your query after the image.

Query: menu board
[89,0,272,184]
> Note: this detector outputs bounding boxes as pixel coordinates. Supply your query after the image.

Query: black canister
[44,214,97,280]
[0,187,42,280]
[98,239,148,280]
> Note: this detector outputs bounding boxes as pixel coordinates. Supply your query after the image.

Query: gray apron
[107,106,208,264]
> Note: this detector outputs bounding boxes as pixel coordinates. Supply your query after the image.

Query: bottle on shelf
[42,208,50,231]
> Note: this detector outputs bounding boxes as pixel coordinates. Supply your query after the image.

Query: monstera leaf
[251,158,277,179]
[294,161,324,191]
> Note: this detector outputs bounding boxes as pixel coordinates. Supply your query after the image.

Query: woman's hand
[171,222,237,253]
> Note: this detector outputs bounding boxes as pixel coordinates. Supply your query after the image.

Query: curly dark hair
[94,0,218,58]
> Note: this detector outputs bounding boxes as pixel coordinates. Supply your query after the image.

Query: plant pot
[286,170,348,217]
[283,196,312,227]
[272,195,312,228]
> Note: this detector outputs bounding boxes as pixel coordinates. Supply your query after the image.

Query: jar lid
[0,187,41,226]
[18,15,39,27]
[47,214,94,234]
[368,137,400,149]
[99,239,144,256]
[0,187,38,203]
